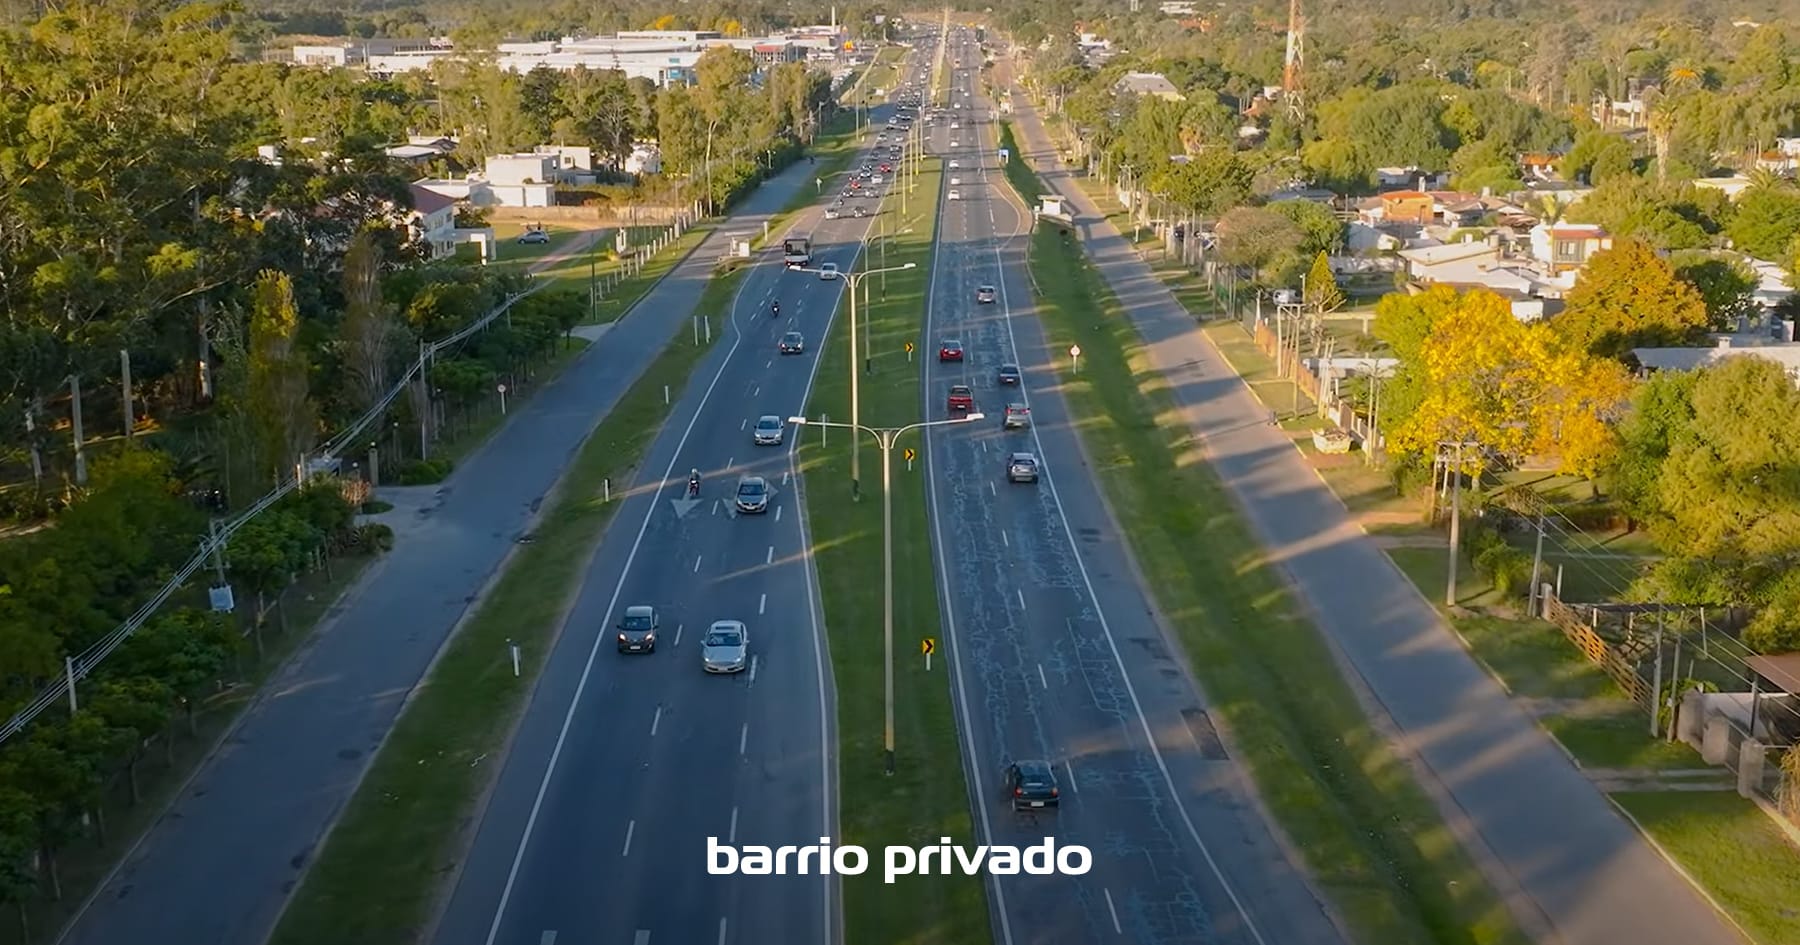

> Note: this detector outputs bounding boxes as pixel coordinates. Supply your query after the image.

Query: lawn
[523,222,714,321]
[795,157,992,945]
[1611,791,1800,945]
[1000,125,1529,945]
[267,260,753,945]
[1540,713,1702,770]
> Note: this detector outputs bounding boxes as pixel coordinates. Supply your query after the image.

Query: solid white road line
[480,246,768,945]
[634,932,651,945]
[1037,664,1048,689]
[540,933,557,945]
[740,723,749,755]
[621,820,635,857]
[729,806,739,843]
[717,918,728,945]
[1103,888,1122,934]
[693,555,703,573]
[759,593,767,615]
[650,706,662,736]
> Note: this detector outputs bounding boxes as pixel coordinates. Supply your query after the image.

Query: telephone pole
[1441,439,1482,607]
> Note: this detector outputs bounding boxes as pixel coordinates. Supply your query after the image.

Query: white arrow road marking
[671,498,702,518]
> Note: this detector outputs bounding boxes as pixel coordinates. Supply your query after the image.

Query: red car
[938,340,964,362]
[947,385,974,412]
[880,163,892,172]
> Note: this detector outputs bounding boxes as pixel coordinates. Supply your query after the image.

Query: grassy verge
[521,223,714,321]
[429,338,594,469]
[267,259,753,945]
[1611,792,1800,945]
[997,129,1530,945]
[795,157,991,945]
[2,559,377,945]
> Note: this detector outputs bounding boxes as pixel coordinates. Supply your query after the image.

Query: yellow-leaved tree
[1528,345,1633,480]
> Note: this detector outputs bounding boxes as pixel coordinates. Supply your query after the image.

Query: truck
[782,235,813,268]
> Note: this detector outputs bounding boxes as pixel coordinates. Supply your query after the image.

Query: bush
[396,458,453,485]
[345,522,394,554]
[1474,542,1533,597]
[1552,501,1628,532]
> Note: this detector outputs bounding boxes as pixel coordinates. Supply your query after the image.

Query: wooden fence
[1542,595,1653,706]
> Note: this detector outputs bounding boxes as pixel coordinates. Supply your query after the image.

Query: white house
[624,145,663,175]
[406,184,459,258]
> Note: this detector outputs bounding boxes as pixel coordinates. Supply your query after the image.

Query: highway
[917,32,1346,945]
[430,57,931,945]
[995,42,1748,945]
[57,141,834,945]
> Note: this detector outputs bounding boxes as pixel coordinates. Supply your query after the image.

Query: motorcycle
[687,476,701,498]
[771,301,781,318]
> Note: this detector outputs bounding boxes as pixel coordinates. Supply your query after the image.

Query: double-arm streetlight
[788,412,984,774]
[791,262,917,498]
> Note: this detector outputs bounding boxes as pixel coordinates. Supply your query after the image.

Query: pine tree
[1305,251,1345,313]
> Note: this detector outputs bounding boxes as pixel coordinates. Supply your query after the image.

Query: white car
[701,620,749,674]
[950,177,962,185]
[753,415,784,445]
[948,190,962,200]
[949,159,960,168]
[950,142,959,149]
[818,262,840,280]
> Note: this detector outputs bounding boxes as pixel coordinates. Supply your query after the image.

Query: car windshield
[951,386,971,395]
[621,614,652,630]
[784,333,802,342]
[757,419,780,430]
[739,481,765,496]
[704,629,742,647]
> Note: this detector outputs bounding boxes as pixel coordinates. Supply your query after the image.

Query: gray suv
[616,604,660,653]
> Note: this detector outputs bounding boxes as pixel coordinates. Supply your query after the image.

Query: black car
[1003,760,1060,811]
[998,364,1021,385]
[780,331,805,354]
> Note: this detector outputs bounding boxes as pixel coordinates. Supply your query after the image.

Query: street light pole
[793,262,918,499]
[789,411,984,774]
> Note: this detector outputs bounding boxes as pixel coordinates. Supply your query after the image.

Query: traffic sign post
[905,447,917,471]
[922,637,936,671]
[1069,344,1081,375]
[904,340,915,362]
[496,383,508,415]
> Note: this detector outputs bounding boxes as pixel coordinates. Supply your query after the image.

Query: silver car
[1007,452,1039,483]
[735,475,770,513]
[753,415,784,445]
[702,620,749,673]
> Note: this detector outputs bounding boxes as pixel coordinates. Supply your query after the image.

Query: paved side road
[1003,85,1746,945]
[57,158,823,945]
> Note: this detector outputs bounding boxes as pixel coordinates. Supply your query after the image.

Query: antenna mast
[1282,0,1305,123]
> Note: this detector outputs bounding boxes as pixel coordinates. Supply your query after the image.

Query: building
[406,183,459,258]
[290,38,439,67]
[624,145,663,175]
[1633,319,1800,378]
[1375,190,1435,225]
[1112,71,1184,101]
[1529,222,1611,276]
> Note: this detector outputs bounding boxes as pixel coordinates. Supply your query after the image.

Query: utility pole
[70,374,87,485]
[1442,439,1480,607]
[120,349,134,438]
[1528,511,1547,616]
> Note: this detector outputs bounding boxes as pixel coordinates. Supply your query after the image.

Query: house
[750,41,805,65]
[1113,72,1184,101]
[1632,320,1800,378]
[1528,222,1611,276]
[1376,190,1435,225]
[624,145,663,175]
[406,184,459,259]
[1520,152,1561,179]
[535,145,594,177]
[1693,176,1756,201]
[1375,167,1448,191]
[486,153,560,185]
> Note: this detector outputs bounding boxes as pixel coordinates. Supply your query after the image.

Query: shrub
[1552,501,1628,532]
[346,522,394,554]
[396,458,453,485]
[1475,542,1533,597]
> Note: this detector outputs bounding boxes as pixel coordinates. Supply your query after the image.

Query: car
[779,331,805,354]
[1004,760,1059,810]
[852,205,868,217]
[871,174,884,184]
[976,284,997,303]
[824,207,840,220]
[701,620,750,673]
[517,228,550,244]
[951,122,960,129]
[938,339,964,361]
[947,385,975,412]
[880,162,892,172]
[818,262,841,280]
[1007,451,1039,482]
[948,190,961,200]
[735,475,770,513]
[998,363,1021,385]
[616,604,660,653]
[950,176,962,186]
[1003,404,1030,429]
[753,415,785,445]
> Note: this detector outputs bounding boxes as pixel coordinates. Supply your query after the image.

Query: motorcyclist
[771,299,781,318]
[688,468,701,496]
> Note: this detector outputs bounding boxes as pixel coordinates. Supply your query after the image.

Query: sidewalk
[1003,87,1745,945]
[56,158,825,945]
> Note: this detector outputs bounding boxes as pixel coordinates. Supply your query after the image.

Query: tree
[1268,200,1345,257]
[245,271,317,484]
[1554,239,1709,359]
[1216,207,1303,285]
[1725,182,1800,260]
[1672,252,1760,331]
[1559,130,1635,185]
[1305,253,1344,314]
[1152,150,1251,217]
[337,232,406,412]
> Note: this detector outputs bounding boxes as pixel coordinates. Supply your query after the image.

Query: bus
[782,235,813,268]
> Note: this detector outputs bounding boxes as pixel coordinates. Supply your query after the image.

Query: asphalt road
[999,58,1746,945]
[916,35,1345,945]
[55,150,846,945]
[431,68,931,945]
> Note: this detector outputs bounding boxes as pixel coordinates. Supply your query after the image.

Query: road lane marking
[748,654,759,685]
[727,455,735,469]
[1037,664,1048,689]
[989,481,996,496]
[740,418,748,430]
[766,545,775,564]
[694,555,703,572]
[622,820,635,857]
[480,242,773,945]
[1065,759,1077,792]
[750,383,759,396]
[1001,531,1009,547]
[634,932,650,945]
[740,723,749,755]
[674,624,683,647]
[718,918,728,945]
[728,806,739,842]
[712,499,721,516]
[650,706,662,736]
[759,593,767,614]
[540,933,557,945]
[782,471,790,485]
[775,505,782,521]
[981,440,988,452]
[1103,888,1122,933]
[1017,589,1026,611]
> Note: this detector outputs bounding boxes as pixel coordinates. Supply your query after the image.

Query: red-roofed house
[1378,190,1434,225]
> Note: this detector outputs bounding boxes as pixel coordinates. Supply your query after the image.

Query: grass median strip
[795,158,992,945]
[996,128,1529,945]
[268,260,752,945]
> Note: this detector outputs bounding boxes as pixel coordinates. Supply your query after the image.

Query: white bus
[783,235,813,268]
